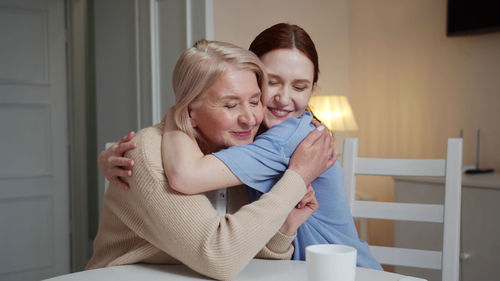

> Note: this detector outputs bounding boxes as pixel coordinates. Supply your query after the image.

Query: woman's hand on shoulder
[310,118,322,129]
[289,125,337,185]
[310,118,337,150]
[98,131,137,190]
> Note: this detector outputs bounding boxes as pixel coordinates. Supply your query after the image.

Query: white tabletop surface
[45,259,426,281]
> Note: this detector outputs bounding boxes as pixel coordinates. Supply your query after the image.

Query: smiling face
[189,66,264,153]
[260,48,315,128]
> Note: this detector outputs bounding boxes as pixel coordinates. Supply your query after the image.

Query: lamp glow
[308,95,358,132]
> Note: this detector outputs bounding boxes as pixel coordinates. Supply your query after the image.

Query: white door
[0,0,70,280]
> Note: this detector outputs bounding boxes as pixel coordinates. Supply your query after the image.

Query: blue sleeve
[213,112,315,193]
[213,137,286,193]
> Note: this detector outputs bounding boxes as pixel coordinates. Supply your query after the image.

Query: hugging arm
[98,111,335,195]
[161,109,242,194]
[96,112,242,193]
[162,111,335,195]
[118,129,309,280]
[161,130,242,194]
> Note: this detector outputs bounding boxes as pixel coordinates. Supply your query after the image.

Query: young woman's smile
[260,48,315,128]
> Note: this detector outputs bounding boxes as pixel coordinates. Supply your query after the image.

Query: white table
[45,259,426,281]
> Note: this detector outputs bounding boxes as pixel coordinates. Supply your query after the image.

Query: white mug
[306,244,357,281]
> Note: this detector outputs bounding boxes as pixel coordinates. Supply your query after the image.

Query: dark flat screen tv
[447,0,500,36]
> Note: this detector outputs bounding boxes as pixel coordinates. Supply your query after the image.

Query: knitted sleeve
[255,231,297,259]
[116,125,306,280]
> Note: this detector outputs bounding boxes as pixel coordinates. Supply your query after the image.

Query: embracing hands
[289,125,336,186]
[98,131,137,190]
[98,109,176,190]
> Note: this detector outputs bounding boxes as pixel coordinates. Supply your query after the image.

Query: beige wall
[348,0,500,254]
[349,0,500,169]
[214,0,500,254]
[213,0,349,96]
[215,0,500,169]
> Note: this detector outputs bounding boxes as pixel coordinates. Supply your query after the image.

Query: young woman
[101,23,381,270]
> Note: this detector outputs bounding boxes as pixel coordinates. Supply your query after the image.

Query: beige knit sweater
[86,123,307,280]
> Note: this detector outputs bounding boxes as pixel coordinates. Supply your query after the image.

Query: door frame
[135,0,214,126]
[66,0,95,271]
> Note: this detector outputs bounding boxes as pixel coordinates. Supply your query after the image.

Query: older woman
[86,39,334,280]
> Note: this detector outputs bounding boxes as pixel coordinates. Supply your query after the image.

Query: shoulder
[125,123,165,182]
[258,112,314,154]
[133,122,163,144]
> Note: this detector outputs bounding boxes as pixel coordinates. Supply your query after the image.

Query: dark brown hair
[249,23,322,123]
[249,23,319,85]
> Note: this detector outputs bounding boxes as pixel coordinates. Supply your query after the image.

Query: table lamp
[308,95,358,161]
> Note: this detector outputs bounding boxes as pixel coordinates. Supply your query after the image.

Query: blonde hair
[172,39,266,140]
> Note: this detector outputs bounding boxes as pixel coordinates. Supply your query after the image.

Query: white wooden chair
[343,138,462,281]
[98,142,114,217]
[103,142,114,193]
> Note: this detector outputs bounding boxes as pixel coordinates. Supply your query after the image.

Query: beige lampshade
[308,95,358,132]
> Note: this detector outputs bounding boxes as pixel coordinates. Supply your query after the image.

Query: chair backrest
[342,138,462,281]
[103,142,114,193]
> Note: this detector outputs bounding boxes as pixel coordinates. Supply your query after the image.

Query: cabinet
[393,173,500,281]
